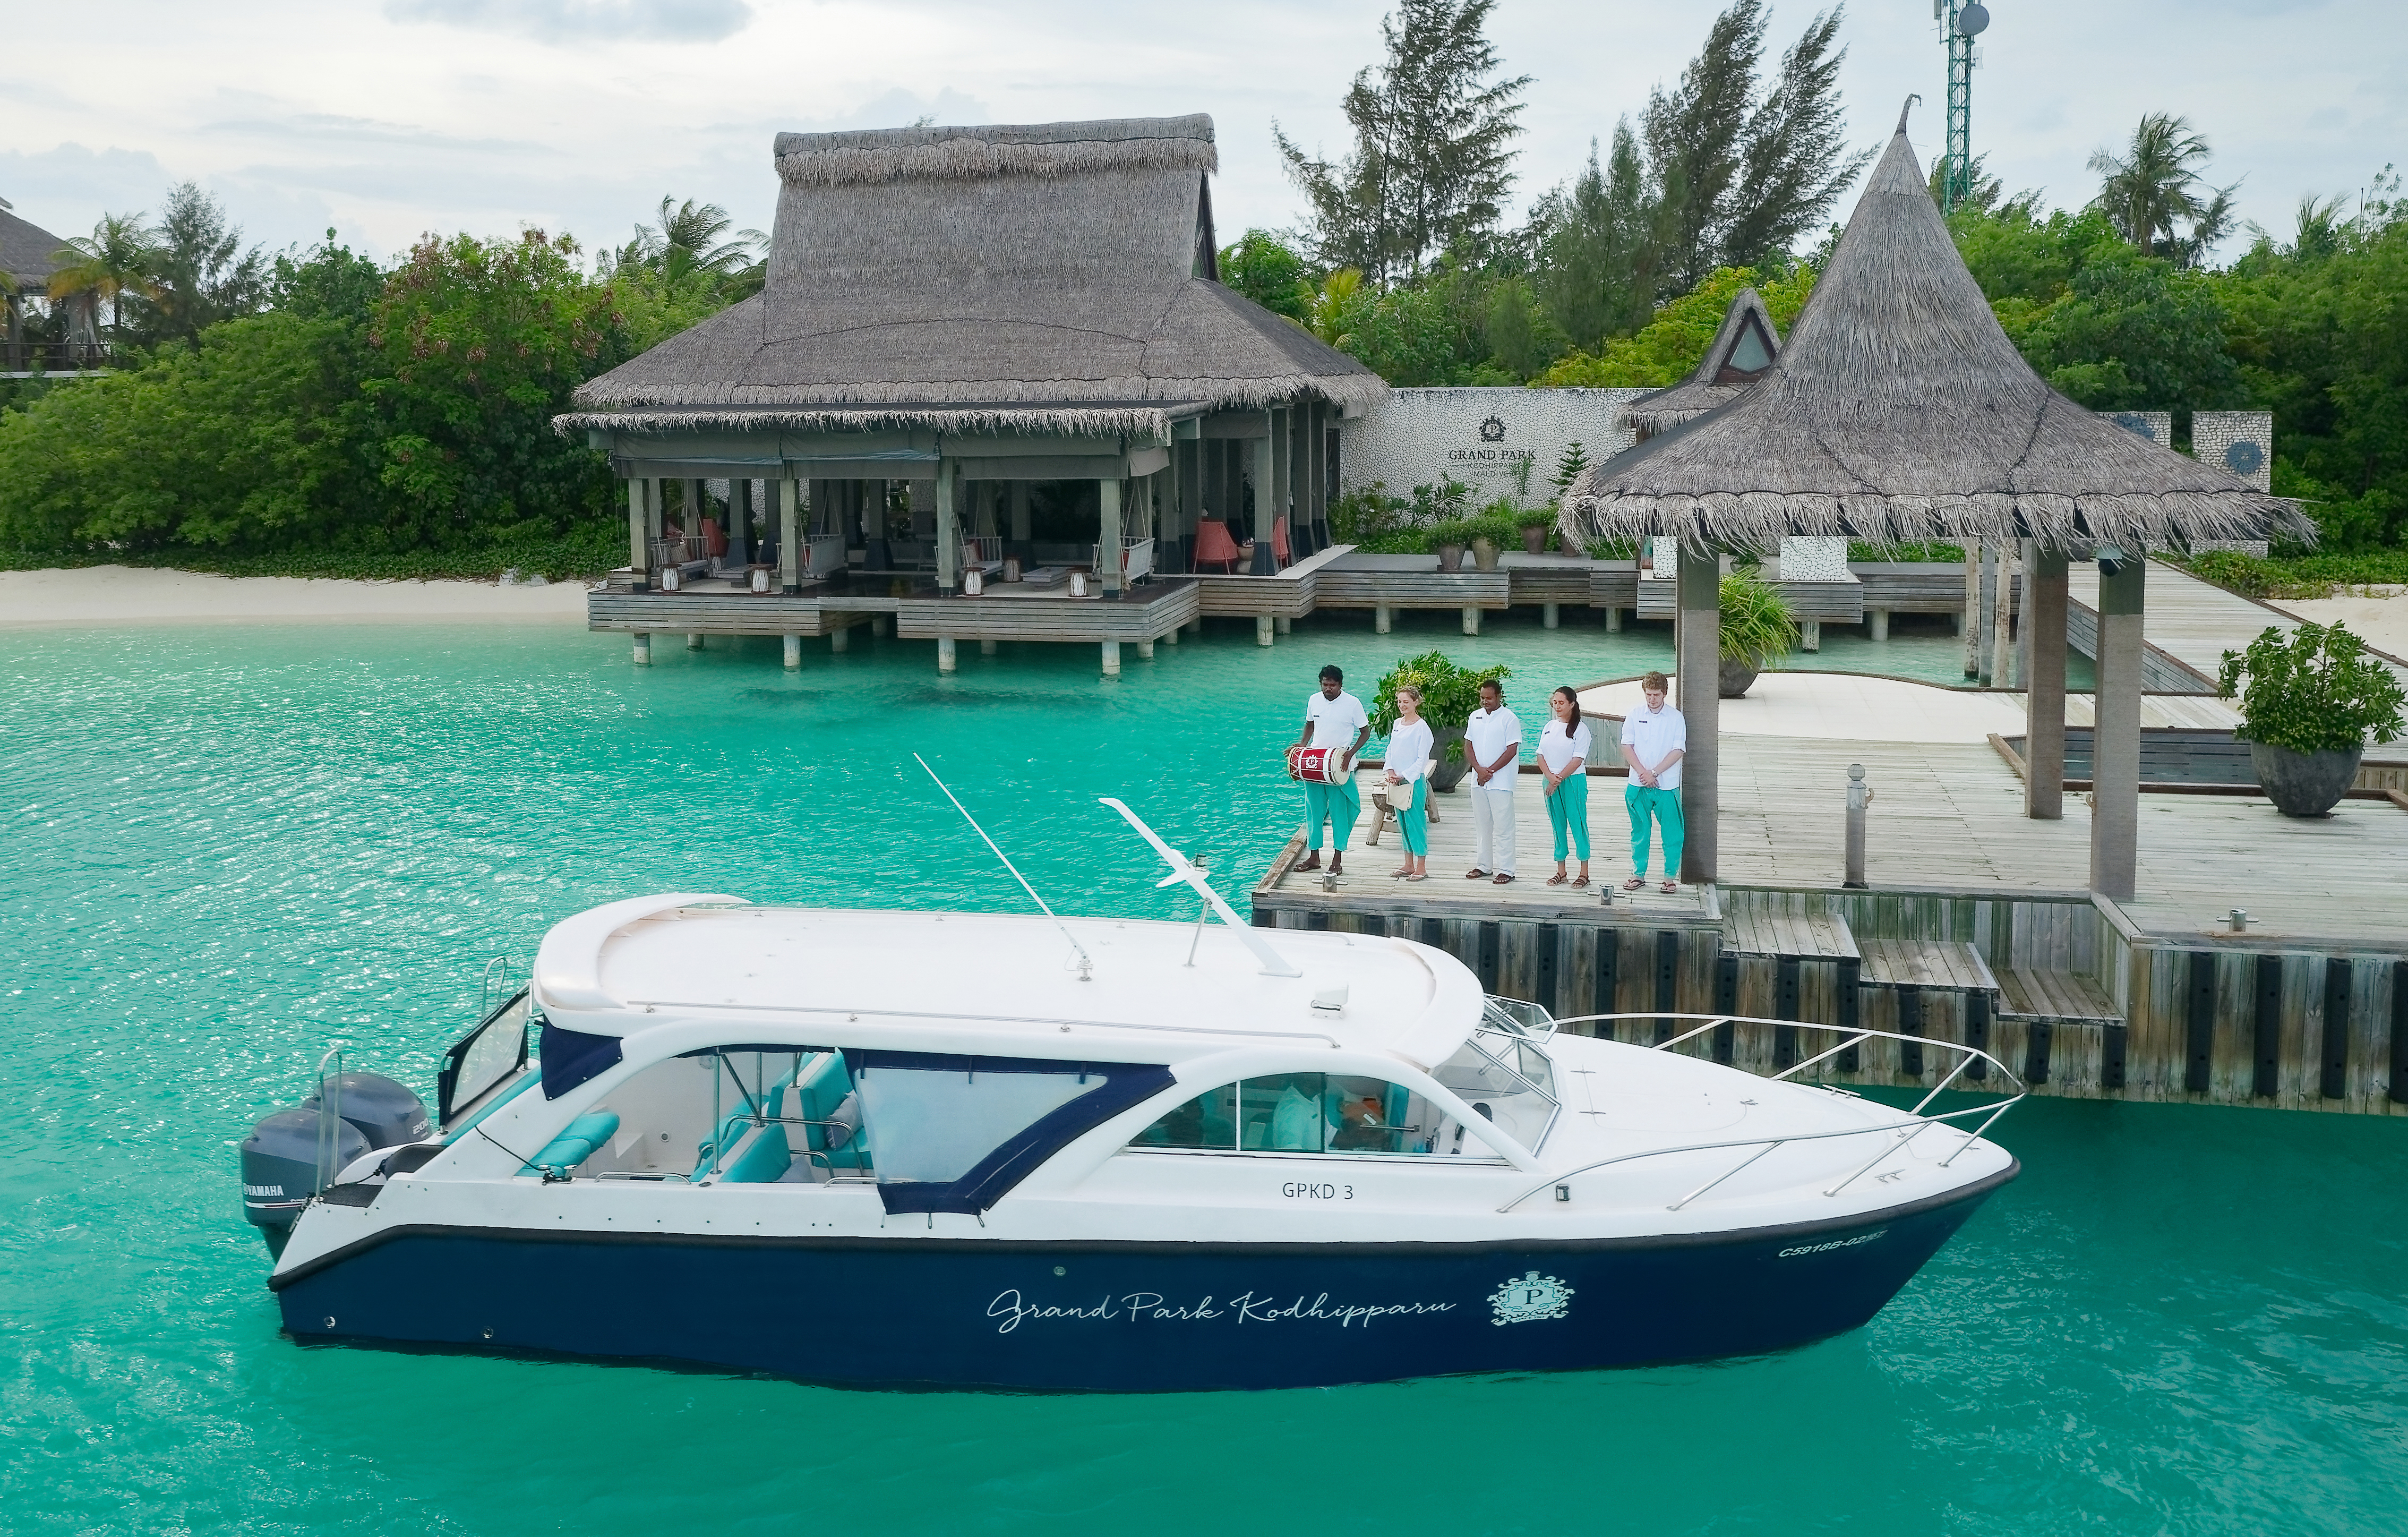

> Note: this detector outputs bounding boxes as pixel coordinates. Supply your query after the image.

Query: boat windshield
[1426,999,1561,1151]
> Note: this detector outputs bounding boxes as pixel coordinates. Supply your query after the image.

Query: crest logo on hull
[1488,1269,1574,1325]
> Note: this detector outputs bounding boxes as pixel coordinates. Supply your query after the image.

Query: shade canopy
[0,199,69,293]
[1565,113,2308,554]
[1618,287,1782,437]
[565,115,1383,440]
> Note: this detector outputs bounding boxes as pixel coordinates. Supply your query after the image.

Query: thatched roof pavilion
[1563,108,2305,901]
[561,114,1382,618]
[1617,287,1781,440]
[1565,115,2305,556]
[2,196,83,371]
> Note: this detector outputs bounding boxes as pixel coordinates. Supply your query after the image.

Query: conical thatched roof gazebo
[1563,107,2306,899]
[560,114,1383,673]
[1618,286,1782,440]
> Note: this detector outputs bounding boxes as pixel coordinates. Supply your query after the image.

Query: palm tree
[2087,112,2240,266]
[1302,268,1364,348]
[619,197,765,292]
[48,212,161,341]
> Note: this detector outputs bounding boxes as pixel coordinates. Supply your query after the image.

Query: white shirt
[1305,690,1369,751]
[1622,702,1686,790]
[1464,705,1522,787]
[1384,720,1434,783]
[1538,718,1593,774]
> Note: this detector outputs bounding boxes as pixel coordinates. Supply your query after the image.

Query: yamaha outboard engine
[302,1073,432,1151]
[241,1073,429,1257]
[241,1111,368,1257]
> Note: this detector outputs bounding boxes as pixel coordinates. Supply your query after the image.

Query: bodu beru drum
[1286,745,1353,784]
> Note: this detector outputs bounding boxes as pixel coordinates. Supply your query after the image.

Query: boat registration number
[1282,1182,1352,1201]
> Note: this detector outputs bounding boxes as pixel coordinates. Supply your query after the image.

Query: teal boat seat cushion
[717,1122,793,1183]
[520,1109,621,1176]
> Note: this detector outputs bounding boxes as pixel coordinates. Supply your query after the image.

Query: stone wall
[1338,387,1648,507]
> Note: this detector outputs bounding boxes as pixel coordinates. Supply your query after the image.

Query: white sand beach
[2265,588,2408,659]
[0,566,594,629]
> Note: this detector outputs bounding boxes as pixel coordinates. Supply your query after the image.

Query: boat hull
[270,1167,2012,1390]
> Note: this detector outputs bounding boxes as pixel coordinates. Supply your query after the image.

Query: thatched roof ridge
[775,116,1217,189]
[568,114,1382,428]
[1564,116,2308,554]
[1619,287,1780,434]
[555,402,1195,440]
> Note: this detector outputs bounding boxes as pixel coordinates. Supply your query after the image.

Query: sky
[2,0,2401,270]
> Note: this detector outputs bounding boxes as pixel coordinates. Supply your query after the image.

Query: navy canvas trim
[540,1023,622,1101]
[849,1049,1121,1078]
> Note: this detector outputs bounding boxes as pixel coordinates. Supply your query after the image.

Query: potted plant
[1717,568,1799,697]
[1429,517,1475,573]
[1518,511,1556,556]
[2217,621,2405,817]
[1467,505,1520,571]
[1371,651,1512,793]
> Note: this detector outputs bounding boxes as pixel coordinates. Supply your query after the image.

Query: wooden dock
[1252,748,2408,1115]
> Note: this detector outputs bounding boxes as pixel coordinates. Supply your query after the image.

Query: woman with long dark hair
[1539,685,1593,888]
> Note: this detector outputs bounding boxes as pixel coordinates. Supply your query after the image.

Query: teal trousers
[1394,779,1428,856]
[1546,773,1591,860]
[1625,783,1684,877]
[1304,775,1361,850]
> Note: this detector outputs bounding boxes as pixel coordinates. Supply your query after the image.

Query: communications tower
[1936,1,1991,211]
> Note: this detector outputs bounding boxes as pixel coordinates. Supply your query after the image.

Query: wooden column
[1250,427,1276,573]
[2089,553,2146,900]
[1286,404,1310,556]
[1961,544,1981,672]
[935,459,959,592]
[1009,482,1031,544]
[1676,542,1721,885]
[1990,543,2016,687]
[1272,407,1293,557]
[625,477,647,581]
[727,477,751,565]
[2025,547,2069,818]
[778,476,802,592]
[1099,476,1124,593]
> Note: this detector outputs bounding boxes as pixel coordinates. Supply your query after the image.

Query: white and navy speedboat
[244,800,2020,1391]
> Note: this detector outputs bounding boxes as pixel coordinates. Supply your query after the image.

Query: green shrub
[2178,548,2408,600]
[1330,482,1425,553]
[1428,516,1481,549]
[1369,650,1512,761]
[1846,540,1966,563]
[2217,622,2405,753]
[1719,568,1799,666]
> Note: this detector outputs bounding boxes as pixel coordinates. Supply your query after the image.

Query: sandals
[1493,874,1514,885]
[1403,872,1427,882]
[1464,869,1490,880]
[1620,877,1647,892]
[1572,875,1590,889]
[1392,867,1416,879]
[1661,880,1679,894]
[1546,872,1568,887]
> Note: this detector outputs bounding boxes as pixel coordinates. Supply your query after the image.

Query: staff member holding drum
[1293,664,1372,875]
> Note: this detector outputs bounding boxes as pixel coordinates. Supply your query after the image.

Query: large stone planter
[1428,726,1471,792]
[1435,544,1465,574]
[1521,526,1549,555]
[1719,659,1760,698]
[1470,536,1502,571]
[2249,742,2362,817]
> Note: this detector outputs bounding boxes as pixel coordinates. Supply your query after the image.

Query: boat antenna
[1099,797,1301,978]
[914,755,1092,980]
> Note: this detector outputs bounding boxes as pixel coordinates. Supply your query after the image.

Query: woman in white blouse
[1539,685,1593,887]
[1384,685,1434,882]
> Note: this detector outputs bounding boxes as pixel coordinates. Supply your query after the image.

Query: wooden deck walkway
[1259,740,2408,948]
[2070,558,2408,692]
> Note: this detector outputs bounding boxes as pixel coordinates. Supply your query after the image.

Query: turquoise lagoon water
[0,610,2395,1535]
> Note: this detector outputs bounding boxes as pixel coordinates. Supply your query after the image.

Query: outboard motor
[241,1110,368,1257]
[302,1073,432,1151]
[241,1073,429,1257]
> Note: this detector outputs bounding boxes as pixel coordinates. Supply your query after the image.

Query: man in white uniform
[1619,669,1687,892]
[1463,679,1521,884]
[1294,664,1372,874]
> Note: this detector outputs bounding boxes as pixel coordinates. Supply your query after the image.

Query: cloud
[0,143,179,237]
[382,0,753,44]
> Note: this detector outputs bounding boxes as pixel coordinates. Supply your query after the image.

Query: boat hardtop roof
[532,894,1489,1070]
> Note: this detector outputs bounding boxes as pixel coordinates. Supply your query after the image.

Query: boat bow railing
[1496,1013,2025,1214]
